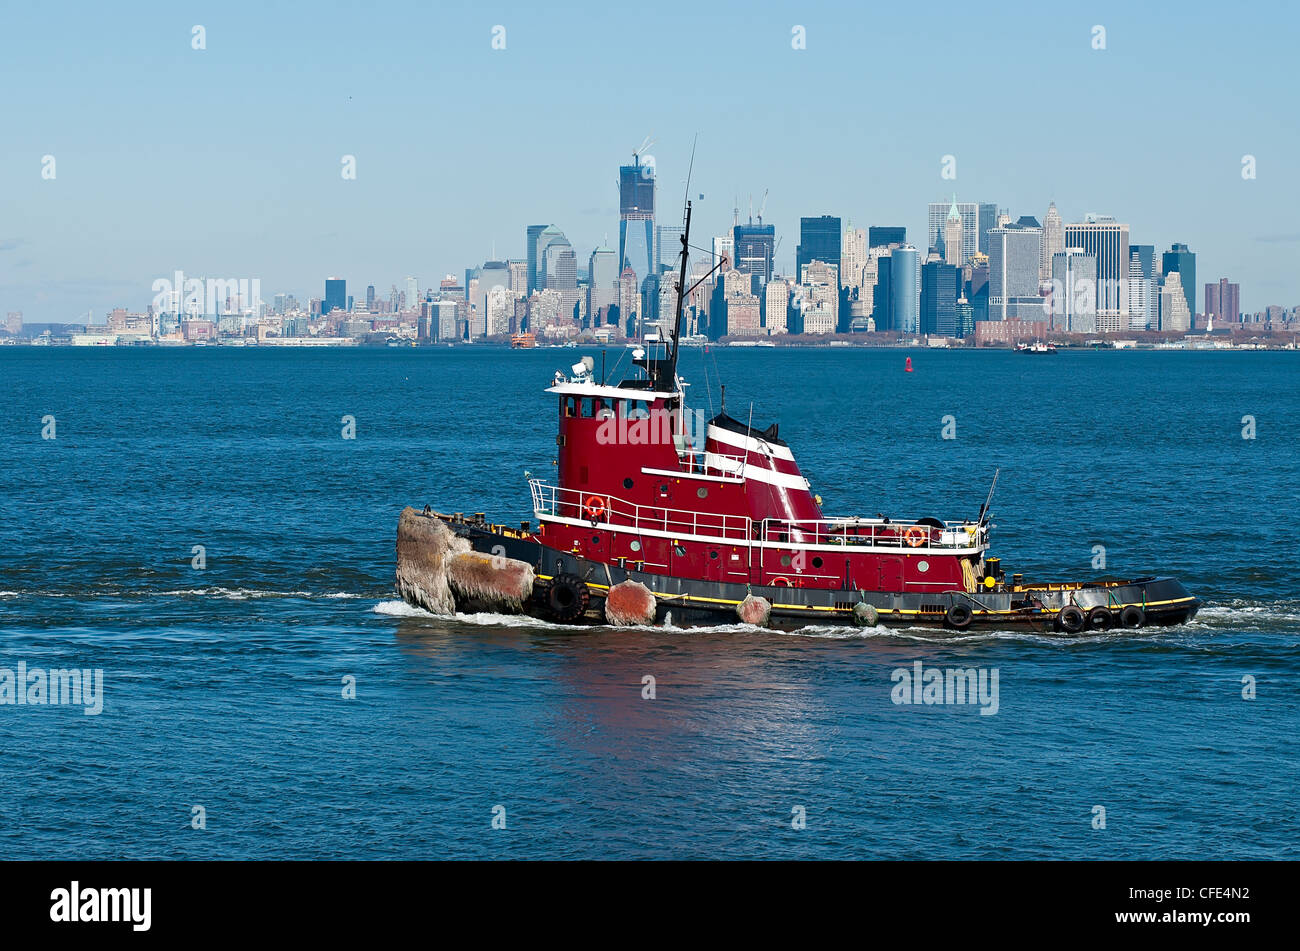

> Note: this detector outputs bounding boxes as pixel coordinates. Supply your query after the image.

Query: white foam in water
[1184,599,1300,631]
[373,600,439,618]
[156,587,363,601]
[455,611,579,630]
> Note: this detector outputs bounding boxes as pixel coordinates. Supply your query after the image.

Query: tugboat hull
[398,511,1200,634]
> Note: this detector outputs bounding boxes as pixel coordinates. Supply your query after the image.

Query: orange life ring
[904,525,927,548]
[584,495,607,520]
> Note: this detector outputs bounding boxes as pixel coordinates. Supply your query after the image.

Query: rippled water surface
[1,346,1297,858]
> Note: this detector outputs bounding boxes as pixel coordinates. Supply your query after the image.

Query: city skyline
[3,1,1298,322]
[5,188,1280,330]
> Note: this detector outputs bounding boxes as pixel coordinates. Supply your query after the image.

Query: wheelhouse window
[582,397,613,419]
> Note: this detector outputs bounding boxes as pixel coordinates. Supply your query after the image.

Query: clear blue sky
[2,0,1297,321]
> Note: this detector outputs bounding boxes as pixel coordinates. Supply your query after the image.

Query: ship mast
[638,198,696,393]
[660,200,692,390]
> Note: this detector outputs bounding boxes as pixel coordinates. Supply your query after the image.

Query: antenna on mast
[979,468,1000,526]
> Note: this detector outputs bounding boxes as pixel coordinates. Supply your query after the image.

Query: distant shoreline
[3,339,1296,353]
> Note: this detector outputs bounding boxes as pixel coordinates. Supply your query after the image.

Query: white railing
[673,446,748,479]
[529,479,985,551]
[531,479,754,540]
[759,516,986,551]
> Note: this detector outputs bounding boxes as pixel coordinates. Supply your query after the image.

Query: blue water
[1,346,1297,859]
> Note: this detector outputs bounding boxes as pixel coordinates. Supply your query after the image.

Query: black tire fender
[1119,605,1145,629]
[944,602,973,630]
[1086,606,1114,631]
[543,573,590,622]
[1057,604,1086,633]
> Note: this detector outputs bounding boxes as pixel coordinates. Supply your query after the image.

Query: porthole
[591,536,601,545]
[623,478,634,489]
[709,550,719,560]
[918,560,929,573]
[812,556,823,569]
[697,487,708,499]
[630,540,641,552]
[780,555,792,567]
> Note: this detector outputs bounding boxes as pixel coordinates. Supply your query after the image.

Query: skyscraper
[920,260,962,335]
[1127,245,1158,330]
[868,226,906,249]
[406,277,419,312]
[764,279,790,334]
[1205,278,1240,324]
[967,255,990,323]
[526,225,548,295]
[889,247,920,334]
[927,197,977,265]
[324,278,346,314]
[977,203,998,255]
[1051,249,1098,333]
[587,245,618,322]
[534,226,572,291]
[1064,217,1130,332]
[618,156,655,282]
[872,251,893,329]
[472,261,511,334]
[841,225,867,289]
[799,261,839,334]
[551,250,578,323]
[365,284,376,312]
[1041,202,1064,280]
[1161,243,1197,325]
[508,260,528,298]
[942,201,963,266]
[796,216,841,275]
[657,224,685,273]
[734,221,776,287]
[987,224,1043,321]
[530,226,566,289]
[712,234,734,270]
[1160,272,1191,332]
[619,267,641,337]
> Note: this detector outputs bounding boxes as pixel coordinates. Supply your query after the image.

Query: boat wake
[370,597,1300,641]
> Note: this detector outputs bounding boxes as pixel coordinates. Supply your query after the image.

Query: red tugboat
[395,202,1200,633]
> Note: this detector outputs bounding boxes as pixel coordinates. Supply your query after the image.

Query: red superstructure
[532,367,986,594]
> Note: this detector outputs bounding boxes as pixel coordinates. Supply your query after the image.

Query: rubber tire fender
[543,573,590,622]
[1057,604,1086,634]
[1086,606,1114,631]
[1119,605,1145,629]
[944,602,973,630]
